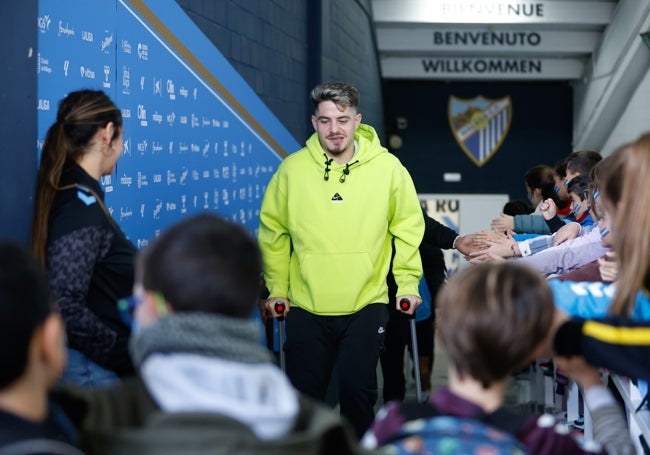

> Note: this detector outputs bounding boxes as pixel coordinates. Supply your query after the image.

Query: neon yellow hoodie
[258,124,424,315]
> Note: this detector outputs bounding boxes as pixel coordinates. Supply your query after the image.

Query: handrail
[610,374,650,451]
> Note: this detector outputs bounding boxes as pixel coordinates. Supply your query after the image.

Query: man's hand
[491,213,514,233]
[396,294,422,316]
[473,230,507,247]
[454,233,488,256]
[264,297,291,318]
[468,230,518,260]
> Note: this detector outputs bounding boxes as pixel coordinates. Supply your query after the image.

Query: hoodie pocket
[298,252,374,314]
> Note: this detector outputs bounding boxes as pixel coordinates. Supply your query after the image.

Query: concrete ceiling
[372,0,619,81]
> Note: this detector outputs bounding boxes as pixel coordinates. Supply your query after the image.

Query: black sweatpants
[284,304,388,438]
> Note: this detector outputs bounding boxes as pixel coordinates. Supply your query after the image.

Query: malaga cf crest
[448,95,512,167]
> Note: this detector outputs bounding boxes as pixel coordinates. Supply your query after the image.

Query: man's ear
[39,314,67,386]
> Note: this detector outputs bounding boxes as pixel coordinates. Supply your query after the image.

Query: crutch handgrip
[274,301,286,321]
[399,297,415,318]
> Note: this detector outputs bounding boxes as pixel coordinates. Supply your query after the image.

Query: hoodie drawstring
[323,154,360,183]
[323,154,333,181]
[339,160,359,183]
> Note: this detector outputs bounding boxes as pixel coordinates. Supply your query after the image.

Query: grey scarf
[129,312,272,369]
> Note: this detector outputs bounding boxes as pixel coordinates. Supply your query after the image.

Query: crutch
[274,301,286,372]
[399,297,423,402]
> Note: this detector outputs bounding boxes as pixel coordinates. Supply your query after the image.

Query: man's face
[311,101,361,160]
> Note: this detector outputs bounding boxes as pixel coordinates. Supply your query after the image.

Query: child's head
[437,263,554,388]
[567,174,592,220]
[134,214,262,323]
[0,243,65,390]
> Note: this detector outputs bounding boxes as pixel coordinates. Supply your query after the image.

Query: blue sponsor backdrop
[37,0,298,247]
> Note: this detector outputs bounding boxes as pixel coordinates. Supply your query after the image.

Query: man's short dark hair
[310,81,360,111]
[0,243,52,389]
[137,214,262,318]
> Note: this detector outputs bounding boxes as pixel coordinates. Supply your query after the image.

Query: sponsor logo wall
[37,0,297,247]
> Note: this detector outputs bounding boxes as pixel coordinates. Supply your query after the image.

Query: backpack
[379,401,530,455]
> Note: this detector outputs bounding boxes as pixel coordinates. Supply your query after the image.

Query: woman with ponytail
[31,90,135,386]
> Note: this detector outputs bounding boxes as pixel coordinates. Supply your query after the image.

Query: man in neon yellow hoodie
[258,81,424,437]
